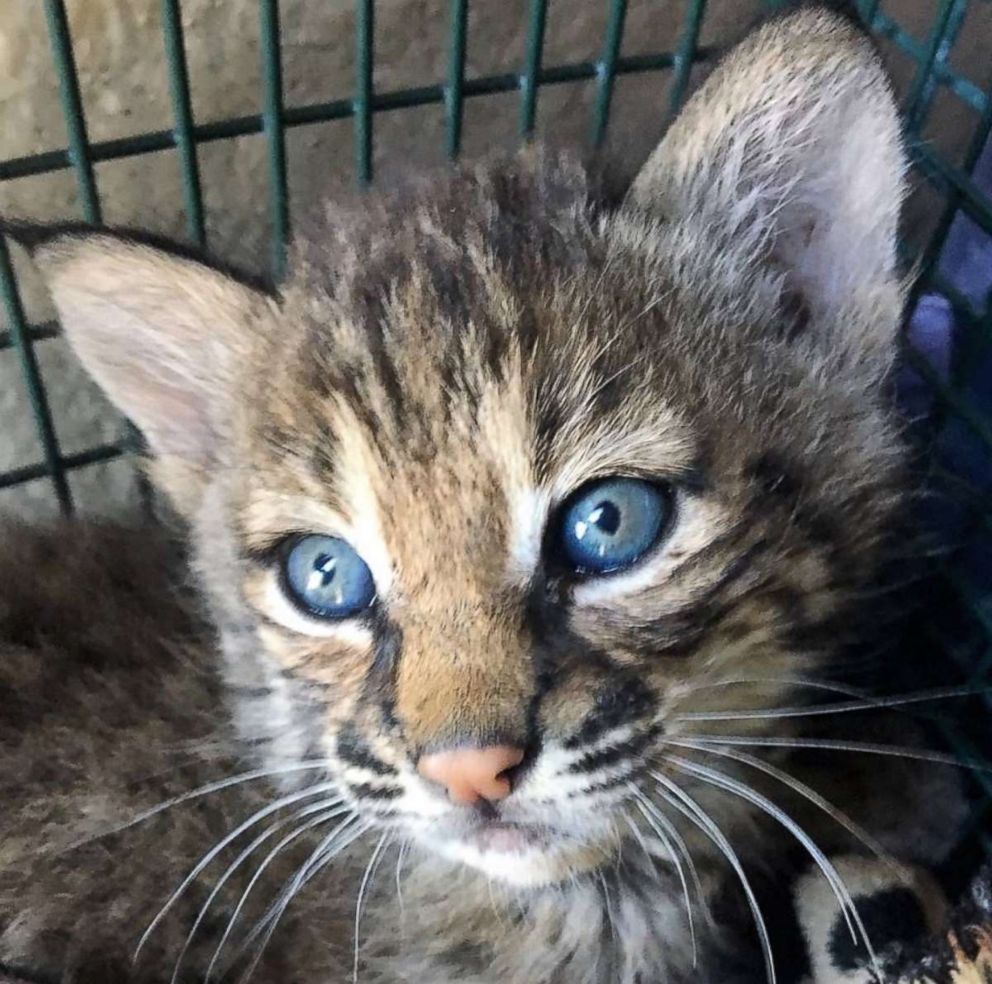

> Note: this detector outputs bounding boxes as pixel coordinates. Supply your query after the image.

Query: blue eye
[557,478,672,575]
[282,535,376,619]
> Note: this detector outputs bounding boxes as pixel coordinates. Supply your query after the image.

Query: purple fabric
[898,136,992,594]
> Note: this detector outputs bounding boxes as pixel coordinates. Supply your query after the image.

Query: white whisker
[629,786,710,926]
[674,684,990,723]
[203,803,352,983]
[682,734,992,772]
[628,793,697,966]
[63,760,333,855]
[598,871,618,949]
[621,810,660,878]
[135,780,339,961]
[240,813,361,950]
[649,770,777,984]
[670,677,874,704]
[240,816,373,979]
[661,757,881,980]
[172,798,345,984]
[666,739,892,861]
[486,874,504,925]
[353,831,391,984]
[394,838,409,923]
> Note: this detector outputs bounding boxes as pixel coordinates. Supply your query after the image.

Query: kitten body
[0,7,967,983]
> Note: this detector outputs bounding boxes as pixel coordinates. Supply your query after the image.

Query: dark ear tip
[1,219,277,295]
[0,218,100,254]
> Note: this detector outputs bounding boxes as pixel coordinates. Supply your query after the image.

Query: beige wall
[1,0,989,517]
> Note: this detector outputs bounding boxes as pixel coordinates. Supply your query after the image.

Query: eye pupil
[283,536,375,619]
[588,500,621,536]
[556,478,671,576]
[308,554,337,590]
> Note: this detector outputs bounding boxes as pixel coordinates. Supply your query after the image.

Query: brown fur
[0,7,968,983]
[0,522,355,982]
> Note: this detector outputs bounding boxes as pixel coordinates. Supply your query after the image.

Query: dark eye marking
[567,726,660,774]
[747,451,801,502]
[337,724,397,777]
[565,774,630,798]
[349,782,402,801]
[564,678,656,749]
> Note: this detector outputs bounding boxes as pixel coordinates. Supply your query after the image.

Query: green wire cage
[0,0,990,853]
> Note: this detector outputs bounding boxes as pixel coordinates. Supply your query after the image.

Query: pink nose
[417,745,525,805]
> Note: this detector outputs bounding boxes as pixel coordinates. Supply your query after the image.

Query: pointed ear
[15,228,275,513]
[628,6,905,353]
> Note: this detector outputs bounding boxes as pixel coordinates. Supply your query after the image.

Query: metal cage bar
[870,8,987,113]
[904,346,992,452]
[161,0,207,246]
[8,5,987,188]
[259,0,289,277]
[0,442,124,492]
[43,0,101,224]
[669,0,707,118]
[519,0,549,137]
[0,238,72,511]
[913,143,992,238]
[444,0,469,160]
[591,0,627,147]
[354,0,375,186]
[915,94,992,314]
[901,0,970,137]
[0,321,60,353]
[858,0,883,25]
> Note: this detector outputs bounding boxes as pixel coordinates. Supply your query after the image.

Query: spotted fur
[0,6,968,983]
[796,859,992,984]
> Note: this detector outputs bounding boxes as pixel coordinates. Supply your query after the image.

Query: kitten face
[211,147,902,884]
[27,8,907,890]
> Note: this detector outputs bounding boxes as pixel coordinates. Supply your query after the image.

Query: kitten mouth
[463,821,552,855]
[420,815,610,885]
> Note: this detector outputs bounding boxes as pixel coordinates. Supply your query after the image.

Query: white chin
[425,830,600,887]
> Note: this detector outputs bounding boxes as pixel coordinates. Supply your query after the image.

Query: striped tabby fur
[0,6,968,982]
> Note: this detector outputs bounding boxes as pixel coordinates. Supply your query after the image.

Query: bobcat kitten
[0,7,965,983]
